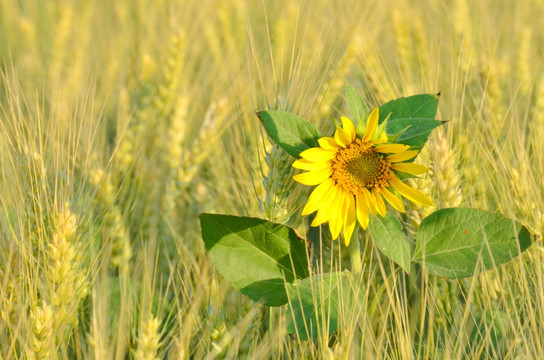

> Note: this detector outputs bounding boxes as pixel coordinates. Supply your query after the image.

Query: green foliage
[199,214,309,306]
[368,214,411,273]
[413,208,532,278]
[379,94,443,149]
[286,272,352,340]
[345,85,368,125]
[258,110,321,158]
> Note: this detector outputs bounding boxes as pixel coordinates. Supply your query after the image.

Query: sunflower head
[293,108,434,245]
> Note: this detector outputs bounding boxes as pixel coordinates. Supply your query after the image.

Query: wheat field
[1,0,543,358]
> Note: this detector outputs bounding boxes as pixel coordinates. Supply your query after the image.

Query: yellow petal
[340,116,356,142]
[311,208,327,227]
[381,187,405,212]
[386,150,419,163]
[374,144,410,154]
[356,191,370,229]
[293,168,332,185]
[318,137,340,150]
[389,176,434,206]
[329,190,346,240]
[362,107,379,142]
[311,184,338,226]
[391,162,429,175]
[361,187,377,216]
[301,178,334,215]
[372,188,386,217]
[334,127,351,147]
[292,159,330,171]
[300,147,337,162]
[343,194,356,246]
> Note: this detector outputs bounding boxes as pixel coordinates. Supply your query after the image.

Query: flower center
[331,138,391,194]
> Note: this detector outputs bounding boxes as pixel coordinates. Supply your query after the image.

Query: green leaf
[199,214,309,306]
[386,118,443,148]
[258,110,321,158]
[379,94,441,149]
[414,208,532,279]
[287,272,351,340]
[379,94,439,123]
[345,85,368,125]
[368,214,411,273]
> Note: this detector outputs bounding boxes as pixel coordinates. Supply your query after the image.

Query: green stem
[348,228,362,275]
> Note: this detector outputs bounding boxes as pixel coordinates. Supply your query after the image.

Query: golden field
[1,0,543,358]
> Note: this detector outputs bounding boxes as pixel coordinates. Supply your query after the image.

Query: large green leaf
[345,85,368,125]
[199,214,309,306]
[414,208,532,278]
[287,272,351,340]
[258,110,321,158]
[379,94,442,149]
[368,214,411,273]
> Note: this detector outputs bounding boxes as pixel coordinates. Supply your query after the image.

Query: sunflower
[293,108,434,245]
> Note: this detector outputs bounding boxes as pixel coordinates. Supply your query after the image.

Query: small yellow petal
[391,162,429,175]
[292,159,330,171]
[301,179,334,215]
[343,195,356,246]
[293,168,332,185]
[340,116,356,142]
[361,187,377,216]
[300,147,337,162]
[374,144,410,154]
[389,176,434,206]
[387,150,419,163]
[381,187,405,212]
[356,191,370,229]
[318,137,340,150]
[334,127,351,147]
[329,190,346,240]
[362,108,379,142]
[311,208,327,226]
[372,188,386,217]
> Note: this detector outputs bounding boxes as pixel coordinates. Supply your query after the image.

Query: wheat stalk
[90,168,132,270]
[317,40,357,119]
[176,99,229,188]
[134,315,162,360]
[353,34,396,103]
[260,144,295,223]
[452,0,475,73]
[480,57,507,138]
[47,204,88,342]
[27,301,54,360]
[509,151,542,236]
[517,26,533,97]
[430,128,463,209]
[392,9,412,83]
[412,18,429,73]
[0,249,20,333]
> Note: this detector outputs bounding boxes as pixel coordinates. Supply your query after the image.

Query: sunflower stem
[348,229,362,275]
